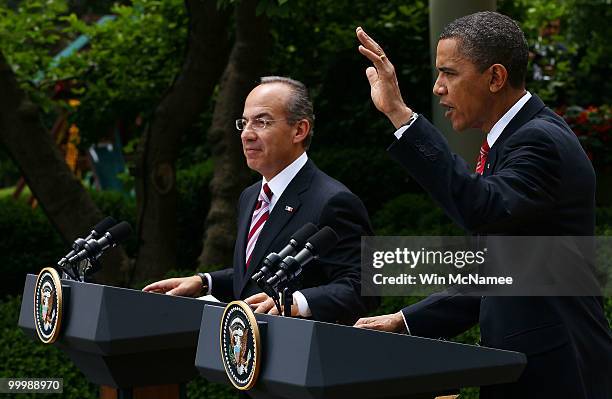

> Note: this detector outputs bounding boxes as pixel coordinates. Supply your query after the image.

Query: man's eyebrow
[243,112,273,119]
[437,66,457,73]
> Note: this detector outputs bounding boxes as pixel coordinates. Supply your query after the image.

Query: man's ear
[488,64,508,93]
[293,120,310,144]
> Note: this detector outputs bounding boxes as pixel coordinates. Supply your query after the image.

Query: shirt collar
[487,91,532,148]
[262,152,308,211]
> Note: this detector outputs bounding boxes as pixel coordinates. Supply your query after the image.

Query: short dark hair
[440,11,528,89]
[259,76,315,150]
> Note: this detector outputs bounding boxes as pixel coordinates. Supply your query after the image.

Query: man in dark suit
[144,76,374,324]
[353,12,611,398]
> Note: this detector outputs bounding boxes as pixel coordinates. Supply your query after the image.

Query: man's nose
[241,127,257,141]
[433,77,446,97]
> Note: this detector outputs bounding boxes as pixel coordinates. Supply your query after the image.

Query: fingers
[356,27,395,83]
[267,304,298,316]
[354,316,375,328]
[142,279,175,293]
[166,286,185,296]
[142,282,161,292]
[356,26,385,58]
[358,44,384,65]
[254,297,275,314]
[164,277,201,297]
[365,66,379,86]
[354,315,395,332]
[244,292,268,305]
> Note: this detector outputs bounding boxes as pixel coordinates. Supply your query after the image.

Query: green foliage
[267,0,431,209]
[372,193,463,236]
[0,0,70,80]
[53,0,188,142]
[0,158,213,296]
[311,147,417,212]
[0,0,188,144]
[0,295,97,399]
[499,0,612,106]
[559,105,612,169]
[187,377,234,399]
[0,292,234,399]
[0,198,64,298]
[176,160,215,269]
[87,159,215,271]
[0,147,20,188]
[597,207,612,235]
[88,189,138,256]
[2,293,609,399]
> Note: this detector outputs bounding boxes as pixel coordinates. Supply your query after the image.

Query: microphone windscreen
[107,221,133,243]
[307,226,339,257]
[291,223,319,247]
[93,216,117,234]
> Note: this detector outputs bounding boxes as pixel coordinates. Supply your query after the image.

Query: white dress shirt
[203,152,312,316]
[394,91,532,334]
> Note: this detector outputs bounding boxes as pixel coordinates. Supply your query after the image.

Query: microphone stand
[282,287,292,317]
[59,257,99,282]
[257,275,298,317]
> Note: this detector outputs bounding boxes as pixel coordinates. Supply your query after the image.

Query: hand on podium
[245,292,299,316]
[354,311,407,333]
[142,276,203,297]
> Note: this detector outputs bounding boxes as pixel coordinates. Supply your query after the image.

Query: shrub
[0,199,64,298]
[176,160,214,270]
[1,294,236,399]
[372,193,463,236]
[88,189,137,256]
[0,295,97,399]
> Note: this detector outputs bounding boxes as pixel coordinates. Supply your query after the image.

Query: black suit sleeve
[208,268,234,302]
[388,116,561,234]
[299,191,378,324]
[390,116,562,338]
[401,292,481,338]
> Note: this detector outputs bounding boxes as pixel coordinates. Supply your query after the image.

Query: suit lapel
[485,95,546,177]
[238,161,314,295]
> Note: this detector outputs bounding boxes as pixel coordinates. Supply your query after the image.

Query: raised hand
[356,27,413,128]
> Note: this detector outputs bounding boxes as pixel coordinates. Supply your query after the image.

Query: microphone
[67,221,132,264]
[58,216,117,266]
[252,223,319,283]
[266,226,339,290]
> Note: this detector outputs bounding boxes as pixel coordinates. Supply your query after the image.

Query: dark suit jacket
[387,95,612,398]
[208,159,376,324]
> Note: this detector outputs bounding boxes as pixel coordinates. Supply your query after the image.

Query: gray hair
[259,76,314,150]
[440,11,528,89]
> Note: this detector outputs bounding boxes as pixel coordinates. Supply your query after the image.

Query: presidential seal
[220,301,261,390]
[34,267,63,344]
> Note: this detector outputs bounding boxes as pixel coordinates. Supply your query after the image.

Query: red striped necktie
[475,139,490,175]
[245,183,273,269]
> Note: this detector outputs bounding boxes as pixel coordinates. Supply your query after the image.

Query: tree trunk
[131,0,231,283]
[0,52,130,286]
[198,0,272,268]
